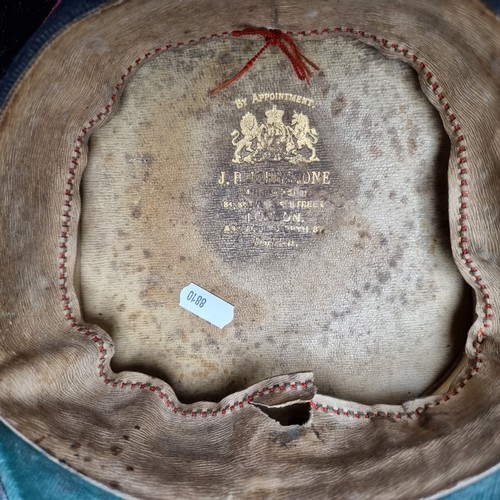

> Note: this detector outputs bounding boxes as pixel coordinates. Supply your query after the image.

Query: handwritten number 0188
[187,290,206,308]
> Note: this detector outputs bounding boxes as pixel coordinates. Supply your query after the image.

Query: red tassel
[210,28,320,94]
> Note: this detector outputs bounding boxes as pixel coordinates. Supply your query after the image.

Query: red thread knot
[210,28,319,94]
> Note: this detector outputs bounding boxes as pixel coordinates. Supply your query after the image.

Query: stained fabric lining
[77,34,471,406]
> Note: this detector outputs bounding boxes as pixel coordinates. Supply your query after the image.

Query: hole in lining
[251,402,312,426]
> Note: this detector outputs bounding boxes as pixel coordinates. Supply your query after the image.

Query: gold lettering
[235,98,247,109]
[244,93,314,108]
[311,171,322,184]
[217,171,226,185]
[283,211,302,222]
[234,172,241,184]
[322,171,331,184]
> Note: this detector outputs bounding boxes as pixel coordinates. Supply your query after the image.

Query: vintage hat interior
[0,0,499,497]
[78,35,471,406]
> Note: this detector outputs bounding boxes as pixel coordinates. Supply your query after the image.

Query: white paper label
[179,283,234,329]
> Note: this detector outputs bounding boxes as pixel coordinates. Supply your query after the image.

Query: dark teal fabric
[484,0,500,12]
[445,469,500,499]
[0,421,119,500]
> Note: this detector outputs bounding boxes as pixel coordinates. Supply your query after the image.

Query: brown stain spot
[128,312,139,321]
[269,425,307,446]
[370,145,383,158]
[83,456,91,462]
[179,255,186,261]
[117,303,125,312]
[131,206,142,218]
[134,425,141,430]
[70,442,81,450]
[331,93,347,116]
[143,249,152,258]
[108,481,120,490]
[190,358,220,378]
[376,270,391,283]
[126,465,134,471]
[389,191,397,200]
[124,244,132,251]
[123,435,130,441]
[191,341,202,353]
[408,137,417,155]
[416,411,451,433]
[358,230,371,239]
[110,445,123,456]
[404,219,416,231]
[140,281,168,305]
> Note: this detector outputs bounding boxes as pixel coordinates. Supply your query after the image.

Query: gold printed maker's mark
[231,105,319,164]
[210,93,330,253]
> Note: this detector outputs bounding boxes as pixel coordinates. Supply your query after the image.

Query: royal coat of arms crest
[231,105,319,164]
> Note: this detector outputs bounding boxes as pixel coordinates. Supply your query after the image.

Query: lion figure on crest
[231,112,261,164]
[289,111,319,162]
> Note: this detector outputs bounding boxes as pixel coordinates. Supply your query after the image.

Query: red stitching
[57,27,489,421]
